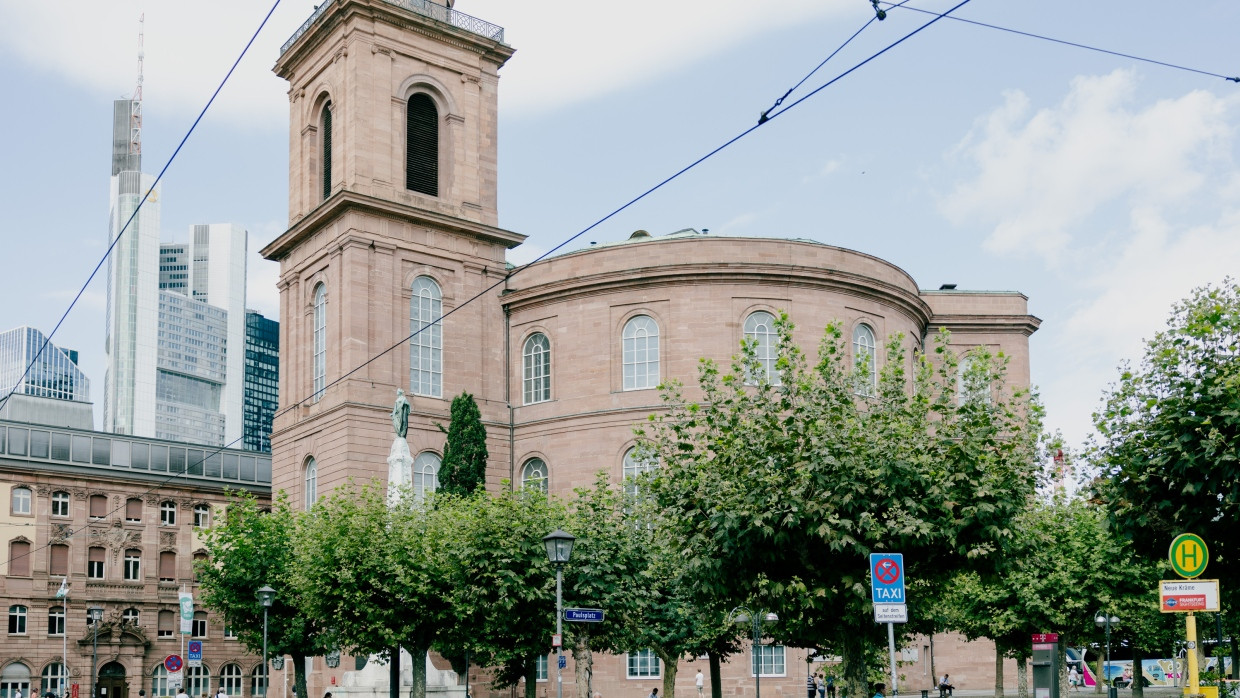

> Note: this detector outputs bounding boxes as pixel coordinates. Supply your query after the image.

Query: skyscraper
[243,310,279,452]
[0,326,90,403]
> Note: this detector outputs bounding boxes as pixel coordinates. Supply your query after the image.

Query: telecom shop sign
[563,608,605,623]
[870,553,906,604]
[1160,579,1219,612]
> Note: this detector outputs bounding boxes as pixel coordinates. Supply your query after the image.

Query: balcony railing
[281,0,505,56]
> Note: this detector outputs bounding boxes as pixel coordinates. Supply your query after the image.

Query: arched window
[220,664,243,696]
[151,665,172,697]
[48,606,65,636]
[160,501,177,526]
[313,283,327,402]
[8,540,30,576]
[957,354,992,405]
[1,663,31,698]
[8,605,27,634]
[743,311,780,385]
[522,333,551,404]
[320,102,332,202]
[186,665,210,697]
[51,491,70,517]
[622,315,660,391]
[124,549,141,581]
[11,486,31,515]
[852,323,877,397]
[40,662,66,698]
[521,458,548,493]
[410,276,443,398]
[406,93,439,196]
[251,665,269,697]
[413,452,440,501]
[622,448,659,499]
[305,458,318,509]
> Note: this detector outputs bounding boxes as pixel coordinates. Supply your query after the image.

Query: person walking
[1069,667,1081,691]
[648,688,659,698]
[873,683,886,698]
[808,673,818,698]
[696,669,705,698]
[827,674,836,698]
[817,673,826,698]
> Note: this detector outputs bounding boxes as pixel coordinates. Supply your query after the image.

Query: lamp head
[88,606,104,622]
[543,529,576,565]
[257,585,277,608]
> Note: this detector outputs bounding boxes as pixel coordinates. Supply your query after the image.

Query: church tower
[261,0,522,505]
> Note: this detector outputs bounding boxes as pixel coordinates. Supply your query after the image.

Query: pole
[1186,613,1200,695]
[262,608,269,698]
[1105,619,1111,690]
[556,566,564,698]
[90,615,99,698]
[754,617,762,698]
[63,597,68,698]
[464,650,470,698]
[888,622,898,697]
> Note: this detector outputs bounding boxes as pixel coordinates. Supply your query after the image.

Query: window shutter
[89,494,107,518]
[10,541,30,576]
[126,498,142,521]
[159,551,176,580]
[50,544,69,576]
[405,94,439,196]
[159,610,173,633]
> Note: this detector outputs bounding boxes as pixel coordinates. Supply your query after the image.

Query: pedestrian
[808,672,818,698]
[873,683,886,698]
[15,688,23,698]
[648,688,659,698]
[817,673,826,698]
[175,687,189,698]
[696,669,705,698]
[1069,667,1081,691]
[827,674,836,698]
[216,686,228,698]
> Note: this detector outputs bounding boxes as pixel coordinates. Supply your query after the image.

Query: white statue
[387,389,414,506]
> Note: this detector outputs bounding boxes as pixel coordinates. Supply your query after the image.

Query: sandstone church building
[261,1,1040,696]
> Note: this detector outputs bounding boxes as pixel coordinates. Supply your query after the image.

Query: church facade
[261,1,1039,697]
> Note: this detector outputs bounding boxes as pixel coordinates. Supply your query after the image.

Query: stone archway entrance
[96,663,127,698]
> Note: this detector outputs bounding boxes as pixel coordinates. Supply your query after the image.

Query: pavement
[900,689,1224,698]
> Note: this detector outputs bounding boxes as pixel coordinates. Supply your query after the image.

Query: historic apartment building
[0,414,272,698]
[260,1,1039,697]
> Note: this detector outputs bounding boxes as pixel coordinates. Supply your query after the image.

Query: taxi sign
[870,553,906,604]
[1169,533,1208,578]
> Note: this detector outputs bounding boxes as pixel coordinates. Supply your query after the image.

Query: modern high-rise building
[243,310,279,452]
[0,326,90,403]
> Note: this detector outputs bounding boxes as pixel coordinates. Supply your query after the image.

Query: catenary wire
[0,0,284,415]
[880,0,1240,83]
[275,0,976,420]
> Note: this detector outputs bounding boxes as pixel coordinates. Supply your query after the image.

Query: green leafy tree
[640,314,1043,698]
[197,493,327,698]
[437,392,489,495]
[293,484,450,698]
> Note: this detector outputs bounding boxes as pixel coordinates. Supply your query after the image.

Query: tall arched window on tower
[313,283,326,402]
[852,323,877,397]
[521,458,548,493]
[406,93,439,196]
[522,333,551,404]
[410,276,443,398]
[320,102,332,202]
[622,315,660,391]
[304,458,318,510]
[743,311,780,385]
[412,452,441,501]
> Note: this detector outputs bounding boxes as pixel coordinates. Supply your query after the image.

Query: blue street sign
[187,641,203,661]
[869,553,906,604]
[558,656,567,670]
[563,608,605,623]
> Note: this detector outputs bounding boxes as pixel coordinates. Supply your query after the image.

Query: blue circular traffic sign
[164,655,183,672]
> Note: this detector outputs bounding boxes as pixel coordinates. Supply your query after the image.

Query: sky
[0,0,1237,454]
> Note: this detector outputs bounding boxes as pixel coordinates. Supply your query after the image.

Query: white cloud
[940,70,1233,261]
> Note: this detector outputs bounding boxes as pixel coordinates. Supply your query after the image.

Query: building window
[8,605,27,634]
[957,354,992,405]
[313,283,327,402]
[521,458,548,493]
[1,663,31,698]
[160,501,177,526]
[157,610,174,638]
[220,664,243,696]
[125,497,142,522]
[124,549,142,581]
[852,323,877,397]
[191,611,208,639]
[321,102,332,202]
[251,666,268,697]
[305,458,318,509]
[122,608,140,626]
[522,333,551,404]
[50,544,68,576]
[193,552,208,582]
[743,311,780,385]
[11,487,31,516]
[40,662,67,698]
[193,504,210,528]
[626,650,660,679]
[752,645,786,677]
[8,541,30,576]
[159,551,176,582]
[186,665,210,697]
[622,315,660,391]
[413,452,440,501]
[622,448,658,498]
[88,493,107,519]
[224,624,237,639]
[151,665,172,697]
[87,546,105,579]
[535,654,548,682]
[406,93,439,196]
[48,606,65,636]
[51,491,70,517]
[410,276,443,398]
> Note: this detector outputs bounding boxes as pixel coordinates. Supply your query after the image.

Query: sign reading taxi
[1168,533,1208,578]
[1159,579,1219,613]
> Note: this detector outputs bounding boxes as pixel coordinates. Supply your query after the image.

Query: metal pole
[263,608,269,698]
[1186,613,1200,695]
[889,622,898,697]
[63,599,68,698]
[90,616,99,698]
[556,566,564,698]
[464,650,470,698]
[1105,619,1111,690]
[754,617,762,698]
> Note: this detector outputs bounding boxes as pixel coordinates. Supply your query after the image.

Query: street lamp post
[88,606,104,698]
[1094,612,1119,697]
[258,586,277,698]
[730,606,778,698]
[543,530,576,698]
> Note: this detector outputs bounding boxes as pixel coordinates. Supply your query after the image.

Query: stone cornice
[927,313,1042,337]
[261,189,525,261]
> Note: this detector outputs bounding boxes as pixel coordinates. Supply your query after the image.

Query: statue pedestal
[337,649,463,698]
[388,437,414,505]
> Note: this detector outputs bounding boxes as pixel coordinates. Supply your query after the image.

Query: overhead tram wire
[879,0,1240,83]
[275,0,977,421]
[0,0,284,415]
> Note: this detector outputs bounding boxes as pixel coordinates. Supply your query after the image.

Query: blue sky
[0,0,1237,454]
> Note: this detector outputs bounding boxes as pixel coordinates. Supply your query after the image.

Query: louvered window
[321,103,332,202]
[159,551,176,581]
[406,93,438,196]
[50,544,68,576]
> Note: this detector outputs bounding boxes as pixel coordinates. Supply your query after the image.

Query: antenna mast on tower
[130,14,144,158]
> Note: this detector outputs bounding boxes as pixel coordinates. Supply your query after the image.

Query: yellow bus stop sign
[1169,533,1208,578]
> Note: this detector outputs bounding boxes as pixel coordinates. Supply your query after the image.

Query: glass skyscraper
[243,311,279,452]
[0,326,90,403]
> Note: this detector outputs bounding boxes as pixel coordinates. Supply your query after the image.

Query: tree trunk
[1016,656,1028,698]
[996,649,1005,698]
[292,653,309,698]
[1231,636,1238,680]
[709,652,723,698]
[841,627,869,698]
[1132,647,1143,698]
[524,657,537,698]
[391,646,402,698]
[1095,652,1104,694]
[657,649,678,698]
[572,634,593,698]
[1058,645,1070,698]
[929,636,936,696]
[408,645,428,698]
